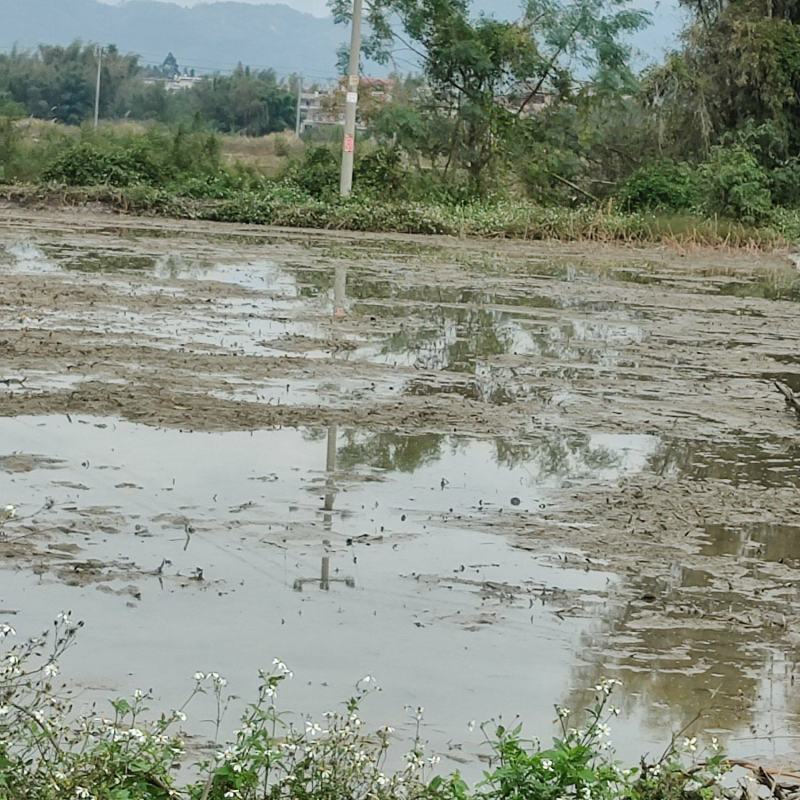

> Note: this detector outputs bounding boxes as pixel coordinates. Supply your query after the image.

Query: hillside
[0,0,347,78]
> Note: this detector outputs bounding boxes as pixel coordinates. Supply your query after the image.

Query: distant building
[299,78,395,132]
[499,90,555,117]
[141,74,203,92]
[298,90,340,132]
[164,75,204,92]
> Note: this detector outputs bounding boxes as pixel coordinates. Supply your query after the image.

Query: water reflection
[296,263,645,383]
[333,265,347,318]
[565,562,800,760]
[293,555,356,592]
[701,523,800,563]
[649,438,800,488]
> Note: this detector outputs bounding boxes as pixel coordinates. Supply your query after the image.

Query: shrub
[0,118,19,182]
[354,147,404,195]
[283,145,340,198]
[698,144,773,223]
[617,161,700,211]
[770,156,800,208]
[41,141,166,187]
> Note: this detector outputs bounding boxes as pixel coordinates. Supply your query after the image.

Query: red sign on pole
[344,134,355,154]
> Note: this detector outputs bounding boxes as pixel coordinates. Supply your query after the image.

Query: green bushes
[617,147,779,225]
[2,120,798,245]
[39,128,225,188]
[282,145,339,198]
[0,117,18,181]
[698,144,773,223]
[618,161,700,211]
[42,141,162,186]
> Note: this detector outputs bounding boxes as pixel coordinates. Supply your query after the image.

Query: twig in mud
[729,759,800,784]
[554,605,582,620]
[0,376,26,386]
[774,381,800,416]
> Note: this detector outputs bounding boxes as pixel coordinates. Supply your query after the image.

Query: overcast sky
[101,0,332,14]
[100,0,685,58]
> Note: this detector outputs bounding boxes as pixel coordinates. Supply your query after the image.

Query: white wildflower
[597,723,611,737]
[305,721,322,735]
[683,737,698,753]
[43,663,59,680]
[0,624,15,638]
[193,672,205,682]
[594,678,623,695]
[541,759,554,771]
[271,658,293,678]
[2,505,16,520]
[217,745,237,763]
[467,720,476,732]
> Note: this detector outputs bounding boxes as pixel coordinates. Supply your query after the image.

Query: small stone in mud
[510,497,521,506]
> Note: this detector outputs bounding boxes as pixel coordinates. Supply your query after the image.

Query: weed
[0,618,740,800]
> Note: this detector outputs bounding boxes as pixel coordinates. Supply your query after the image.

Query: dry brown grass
[220,132,304,176]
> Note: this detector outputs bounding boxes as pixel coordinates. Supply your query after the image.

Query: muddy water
[1,211,800,771]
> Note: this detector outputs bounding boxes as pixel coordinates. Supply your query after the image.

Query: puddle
[3,413,799,766]
[701,523,800,563]
[654,438,800,488]
[1,414,629,766]
[3,219,800,772]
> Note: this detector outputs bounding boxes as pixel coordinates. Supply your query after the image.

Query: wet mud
[1,209,799,771]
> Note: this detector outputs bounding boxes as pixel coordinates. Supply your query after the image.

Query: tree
[330,0,648,188]
[643,0,800,158]
[161,52,181,79]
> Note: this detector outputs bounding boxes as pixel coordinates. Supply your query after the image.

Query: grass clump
[1,615,740,800]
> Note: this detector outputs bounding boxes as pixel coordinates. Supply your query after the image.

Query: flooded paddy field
[1,209,800,772]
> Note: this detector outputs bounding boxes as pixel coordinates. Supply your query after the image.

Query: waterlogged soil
[1,208,800,772]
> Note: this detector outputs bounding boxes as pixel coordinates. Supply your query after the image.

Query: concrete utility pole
[339,0,363,197]
[295,76,304,137]
[93,46,103,129]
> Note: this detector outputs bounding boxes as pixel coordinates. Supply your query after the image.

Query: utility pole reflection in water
[292,424,354,592]
[333,265,347,318]
[323,423,338,516]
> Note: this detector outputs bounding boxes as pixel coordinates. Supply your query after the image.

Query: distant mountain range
[0,0,686,80]
[0,0,348,79]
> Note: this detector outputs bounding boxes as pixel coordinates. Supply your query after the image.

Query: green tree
[330,0,647,190]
